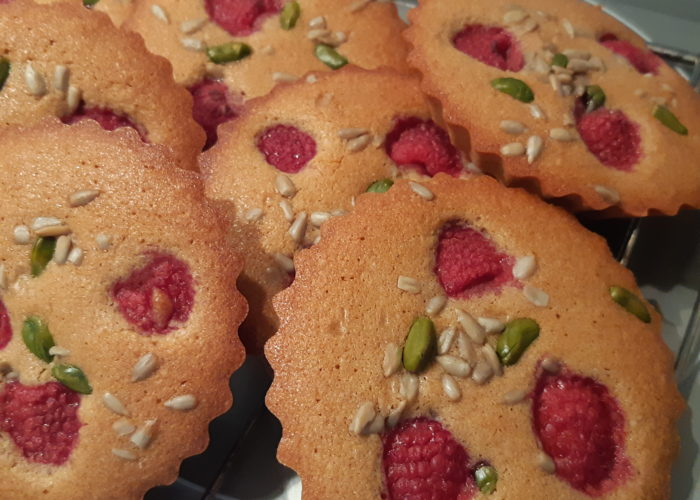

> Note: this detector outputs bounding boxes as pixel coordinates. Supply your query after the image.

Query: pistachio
[475,464,498,494]
[585,85,606,112]
[280,0,301,29]
[0,58,9,91]
[366,178,394,193]
[314,44,348,70]
[496,318,540,366]
[653,105,688,135]
[491,77,534,103]
[206,42,252,64]
[22,316,55,363]
[52,364,92,394]
[609,286,651,323]
[83,0,99,6]
[402,317,436,373]
[31,236,57,276]
[550,53,568,68]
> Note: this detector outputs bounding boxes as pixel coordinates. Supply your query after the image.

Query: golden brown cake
[0,0,205,170]
[266,175,683,499]
[123,0,410,147]
[0,120,246,499]
[201,66,474,352]
[404,0,700,216]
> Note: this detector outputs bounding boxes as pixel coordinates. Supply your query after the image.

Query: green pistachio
[609,286,651,323]
[366,179,394,193]
[475,464,498,494]
[0,58,10,91]
[496,318,540,366]
[52,364,93,394]
[653,105,688,135]
[585,85,606,111]
[22,316,55,363]
[206,42,252,64]
[280,0,301,30]
[83,0,100,6]
[314,44,348,70]
[551,53,568,68]
[491,77,534,103]
[402,317,437,373]
[31,236,57,277]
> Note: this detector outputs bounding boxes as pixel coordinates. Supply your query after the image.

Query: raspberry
[256,124,317,173]
[453,24,524,72]
[0,381,81,465]
[434,222,514,298]
[0,299,11,350]
[576,108,641,171]
[382,418,477,500]
[62,104,145,140]
[189,79,240,150]
[111,253,194,334]
[532,367,631,496]
[599,34,660,75]
[385,117,463,177]
[205,0,280,37]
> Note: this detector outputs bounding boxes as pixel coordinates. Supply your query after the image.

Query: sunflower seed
[386,401,406,428]
[348,0,372,13]
[113,418,136,436]
[563,49,590,60]
[503,8,528,24]
[69,189,100,207]
[103,392,130,416]
[425,295,447,316]
[566,58,589,73]
[471,360,494,385]
[245,208,264,222]
[537,451,556,473]
[499,120,526,135]
[13,225,31,244]
[457,331,477,364]
[456,309,486,344]
[383,343,402,377]
[94,233,111,251]
[549,128,575,142]
[24,64,47,96]
[0,265,5,290]
[112,448,137,461]
[437,327,456,355]
[66,86,81,113]
[441,374,461,401]
[409,182,434,200]
[349,401,375,434]
[48,345,70,357]
[526,135,543,164]
[517,17,538,35]
[308,16,326,29]
[260,45,275,55]
[593,185,620,204]
[503,388,528,405]
[513,255,537,280]
[338,127,368,139]
[180,18,207,34]
[53,235,71,264]
[561,18,575,38]
[500,142,525,157]
[307,28,331,40]
[529,103,546,120]
[273,253,295,274]
[523,285,549,307]
[482,344,503,376]
[273,72,299,83]
[275,201,293,222]
[130,419,157,449]
[563,112,575,127]
[541,357,561,373]
[436,355,471,378]
[397,275,420,294]
[399,372,419,402]
[67,247,83,266]
[36,224,70,237]
[150,4,169,23]
[288,212,308,244]
[32,217,62,231]
[164,394,198,411]
[477,317,505,333]
[53,65,70,92]
[310,212,331,227]
[346,134,371,152]
[181,38,205,51]
[275,174,297,198]
[587,56,605,72]
[549,73,563,96]
[365,413,385,434]
[132,353,159,382]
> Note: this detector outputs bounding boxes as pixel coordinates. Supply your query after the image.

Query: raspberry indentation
[434,221,514,298]
[385,117,463,177]
[111,253,194,335]
[0,299,11,350]
[532,367,631,496]
[62,104,146,140]
[189,79,240,150]
[0,381,81,465]
[453,24,524,71]
[256,124,316,173]
[599,33,661,75]
[205,0,280,37]
[576,108,641,171]
[382,418,477,500]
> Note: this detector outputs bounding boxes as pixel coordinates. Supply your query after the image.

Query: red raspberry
[385,117,463,177]
[0,299,11,350]
[111,253,194,334]
[189,79,240,150]
[256,124,317,173]
[532,367,631,496]
[382,418,477,500]
[453,24,524,72]
[599,34,660,75]
[434,222,513,298]
[205,0,280,37]
[62,104,146,140]
[576,108,641,171]
[0,381,81,465]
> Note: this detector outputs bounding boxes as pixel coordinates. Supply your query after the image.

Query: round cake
[0,0,205,169]
[404,0,700,216]
[0,120,246,498]
[200,66,474,352]
[266,174,683,498]
[123,0,410,148]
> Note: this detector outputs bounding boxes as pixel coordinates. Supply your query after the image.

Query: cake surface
[0,120,246,499]
[404,0,700,216]
[266,175,683,498]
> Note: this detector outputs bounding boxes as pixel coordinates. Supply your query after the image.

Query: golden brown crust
[201,66,470,353]
[266,174,683,499]
[124,0,410,97]
[0,120,246,499]
[404,0,700,216]
[0,0,205,170]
